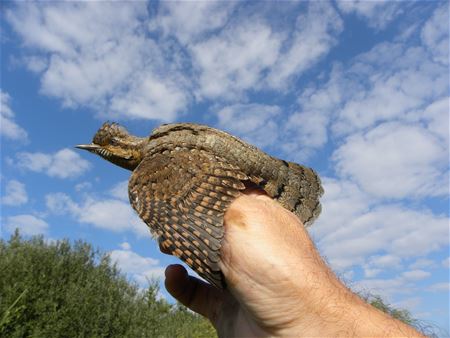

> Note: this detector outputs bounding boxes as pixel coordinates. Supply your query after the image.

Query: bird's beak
[75,144,100,152]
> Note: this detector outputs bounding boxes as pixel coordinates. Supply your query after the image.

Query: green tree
[2,230,440,337]
[362,294,440,337]
[0,230,216,338]
[367,295,416,325]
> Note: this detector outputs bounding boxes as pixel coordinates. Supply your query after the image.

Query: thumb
[164,264,223,323]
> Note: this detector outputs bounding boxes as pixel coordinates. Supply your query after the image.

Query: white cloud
[17,152,51,172]
[369,254,402,269]
[191,20,282,100]
[312,173,448,308]
[277,57,447,169]
[109,249,164,285]
[310,178,370,242]
[5,214,48,236]
[110,249,159,272]
[421,4,449,66]
[401,269,431,281]
[354,276,416,300]
[109,180,129,201]
[74,181,92,192]
[283,109,330,161]
[333,122,447,199]
[312,178,449,271]
[422,97,449,145]
[17,148,91,179]
[363,254,402,277]
[23,55,48,73]
[5,2,447,133]
[6,2,189,121]
[45,192,80,215]
[109,73,189,121]
[283,64,351,159]
[216,104,280,149]
[119,242,131,250]
[427,282,450,292]
[47,149,91,178]
[408,258,437,270]
[150,1,235,44]
[336,1,404,30]
[266,2,343,89]
[7,2,335,117]
[355,272,431,305]
[79,198,147,236]
[335,206,447,267]
[363,268,382,279]
[27,2,143,51]
[294,11,448,159]
[5,2,346,112]
[0,90,28,141]
[392,297,422,313]
[45,192,148,237]
[442,257,450,269]
[292,13,450,209]
[364,267,383,278]
[285,111,329,151]
[2,180,28,206]
[332,43,447,137]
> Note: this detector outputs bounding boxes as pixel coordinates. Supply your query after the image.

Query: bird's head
[76,122,146,171]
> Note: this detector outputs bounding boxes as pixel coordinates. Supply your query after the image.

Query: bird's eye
[110,138,119,145]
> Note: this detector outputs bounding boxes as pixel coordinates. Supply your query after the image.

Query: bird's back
[128,123,323,288]
[144,123,322,224]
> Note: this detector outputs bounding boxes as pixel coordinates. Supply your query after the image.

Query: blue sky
[1,1,449,333]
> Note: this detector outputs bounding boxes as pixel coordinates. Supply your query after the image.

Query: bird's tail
[260,161,323,226]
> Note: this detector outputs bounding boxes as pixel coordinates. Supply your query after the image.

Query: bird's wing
[128,148,248,288]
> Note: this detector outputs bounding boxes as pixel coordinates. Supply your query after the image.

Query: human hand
[163,191,423,337]
[165,190,314,336]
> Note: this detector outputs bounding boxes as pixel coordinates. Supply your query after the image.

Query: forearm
[281,223,423,337]
[222,193,424,337]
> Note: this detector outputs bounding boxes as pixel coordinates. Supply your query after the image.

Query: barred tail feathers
[260,161,323,226]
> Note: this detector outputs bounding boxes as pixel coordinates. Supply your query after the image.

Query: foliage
[367,295,416,325]
[2,230,442,337]
[363,294,441,338]
[0,230,216,338]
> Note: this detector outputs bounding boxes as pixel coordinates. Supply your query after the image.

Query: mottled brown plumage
[77,122,323,288]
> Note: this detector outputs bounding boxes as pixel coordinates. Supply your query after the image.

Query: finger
[158,238,172,255]
[164,264,223,322]
[242,181,267,196]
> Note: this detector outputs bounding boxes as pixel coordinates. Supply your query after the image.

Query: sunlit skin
[163,190,424,337]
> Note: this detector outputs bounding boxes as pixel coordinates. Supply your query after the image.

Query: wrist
[283,246,423,337]
[222,195,422,337]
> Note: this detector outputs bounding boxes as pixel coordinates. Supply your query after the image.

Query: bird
[76,122,323,288]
